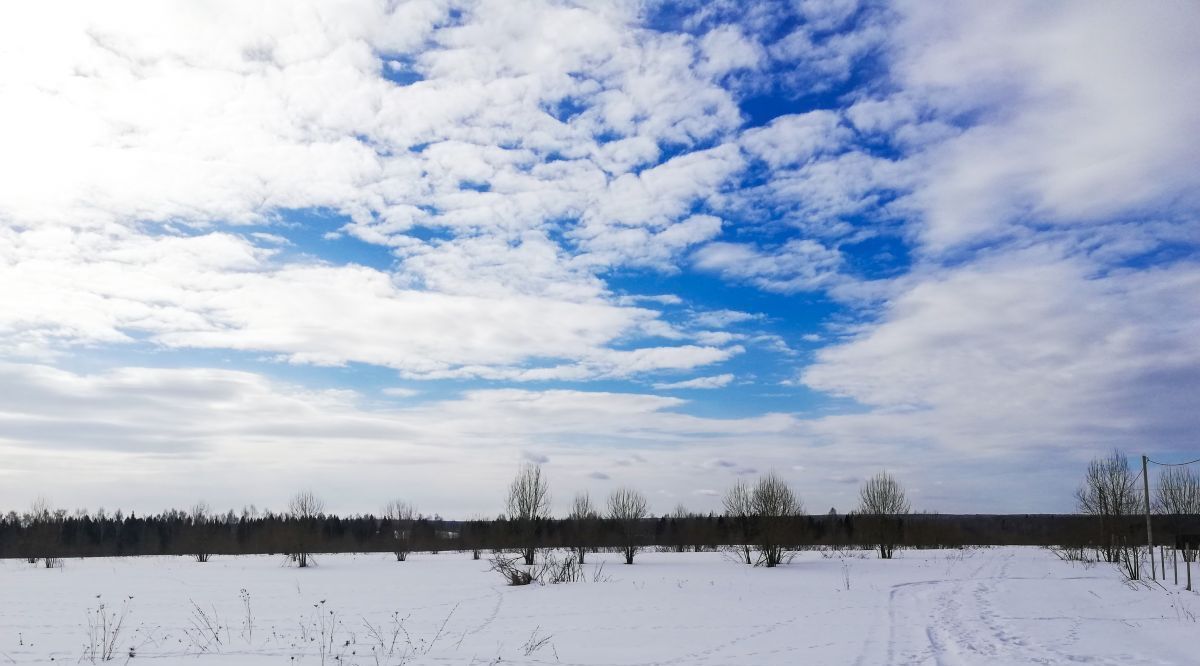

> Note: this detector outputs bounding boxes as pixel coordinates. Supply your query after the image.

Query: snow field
[1,547,1197,664]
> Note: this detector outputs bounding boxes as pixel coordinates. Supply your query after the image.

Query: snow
[2,547,1197,664]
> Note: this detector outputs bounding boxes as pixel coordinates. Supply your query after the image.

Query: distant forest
[3,509,1198,561]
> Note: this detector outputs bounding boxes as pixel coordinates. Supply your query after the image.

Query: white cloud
[407,345,742,382]
[573,145,745,270]
[615,294,684,307]
[693,239,842,292]
[803,253,1200,457]
[747,149,912,235]
[0,229,735,379]
[740,111,851,168]
[574,214,726,273]
[697,26,764,78]
[885,1,1200,251]
[394,231,604,300]
[767,4,888,92]
[727,3,1200,506]
[0,1,1196,517]
[0,362,814,514]
[249,232,292,246]
[653,374,735,390]
[0,0,770,377]
[688,309,761,329]
[794,0,862,33]
[0,1,752,263]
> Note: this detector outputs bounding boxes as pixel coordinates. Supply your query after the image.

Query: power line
[1141,453,1200,583]
[1146,457,1200,467]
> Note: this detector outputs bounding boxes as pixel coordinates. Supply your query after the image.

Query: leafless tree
[569,492,598,564]
[608,487,648,564]
[571,492,597,518]
[384,500,416,562]
[723,480,753,564]
[506,463,551,565]
[859,472,911,514]
[20,498,48,564]
[287,490,325,568]
[191,501,214,562]
[289,490,326,518]
[857,471,911,559]
[750,473,802,567]
[488,550,587,586]
[1156,466,1200,562]
[489,552,535,586]
[30,497,51,521]
[1075,450,1139,563]
[669,503,690,552]
[25,497,61,567]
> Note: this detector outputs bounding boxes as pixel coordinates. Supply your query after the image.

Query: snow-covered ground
[2,547,1197,664]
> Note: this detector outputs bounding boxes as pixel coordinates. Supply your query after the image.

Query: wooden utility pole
[1143,455,1155,580]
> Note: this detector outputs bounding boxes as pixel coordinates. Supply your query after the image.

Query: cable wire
[1146,457,1200,467]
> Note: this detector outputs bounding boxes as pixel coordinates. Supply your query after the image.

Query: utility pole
[1143,454,1155,580]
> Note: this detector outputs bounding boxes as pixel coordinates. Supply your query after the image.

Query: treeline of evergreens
[2,509,1198,560]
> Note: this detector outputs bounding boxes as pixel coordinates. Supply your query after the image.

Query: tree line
[3,461,1197,566]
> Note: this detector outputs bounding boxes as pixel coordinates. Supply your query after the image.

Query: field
[2,547,1197,665]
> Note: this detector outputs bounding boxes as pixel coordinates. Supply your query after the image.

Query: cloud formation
[0,1,1197,514]
[653,374,735,390]
[0,362,810,514]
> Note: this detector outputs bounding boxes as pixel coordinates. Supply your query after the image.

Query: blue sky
[0,0,1198,516]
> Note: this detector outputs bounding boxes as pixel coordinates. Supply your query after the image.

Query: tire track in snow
[636,612,804,666]
[463,586,504,637]
[857,553,1048,665]
[852,556,989,665]
[861,552,1154,666]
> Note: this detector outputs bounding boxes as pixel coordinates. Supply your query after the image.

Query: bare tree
[506,464,550,565]
[1075,450,1139,563]
[569,492,598,564]
[287,490,325,568]
[722,480,753,564]
[24,499,65,568]
[25,497,61,568]
[608,487,648,564]
[750,473,802,567]
[384,500,416,561]
[190,501,214,563]
[857,471,911,559]
[1156,466,1200,562]
[669,503,690,552]
[19,498,47,564]
[30,497,51,521]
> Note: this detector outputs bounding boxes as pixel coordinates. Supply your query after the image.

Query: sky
[0,0,1198,517]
